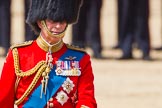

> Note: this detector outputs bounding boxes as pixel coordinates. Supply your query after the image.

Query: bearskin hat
[26,0,83,34]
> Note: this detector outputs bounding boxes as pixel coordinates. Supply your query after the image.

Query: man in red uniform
[0,0,97,107]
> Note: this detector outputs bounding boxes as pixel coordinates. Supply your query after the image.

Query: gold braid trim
[12,48,47,105]
[11,40,33,49]
[12,48,46,77]
[66,44,86,53]
[14,64,47,105]
[15,61,45,77]
[15,77,21,93]
[80,105,90,108]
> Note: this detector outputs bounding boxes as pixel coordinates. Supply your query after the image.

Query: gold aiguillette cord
[40,46,53,98]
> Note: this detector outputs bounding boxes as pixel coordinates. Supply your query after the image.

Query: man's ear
[37,20,42,28]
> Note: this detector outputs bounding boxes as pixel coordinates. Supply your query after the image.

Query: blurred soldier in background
[0,0,36,57]
[0,0,11,56]
[118,0,151,60]
[112,0,123,49]
[72,0,103,59]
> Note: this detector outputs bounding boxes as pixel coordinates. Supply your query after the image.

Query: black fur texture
[26,0,82,34]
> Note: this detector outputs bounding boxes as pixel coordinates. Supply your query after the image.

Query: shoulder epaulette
[10,40,33,49]
[66,44,86,53]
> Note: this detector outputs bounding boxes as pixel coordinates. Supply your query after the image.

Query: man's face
[45,19,67,35]
[37,19,68,44]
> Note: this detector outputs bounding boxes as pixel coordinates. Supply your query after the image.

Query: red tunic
[0,39,97,108]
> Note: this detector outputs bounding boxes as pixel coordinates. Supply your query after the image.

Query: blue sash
[23,49,84,108]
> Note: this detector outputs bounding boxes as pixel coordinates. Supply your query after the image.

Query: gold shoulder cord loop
[12,48,46,77]
[12,48,47,105]
[14,64,47,105]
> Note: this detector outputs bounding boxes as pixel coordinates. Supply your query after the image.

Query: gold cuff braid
[80,105,90,108]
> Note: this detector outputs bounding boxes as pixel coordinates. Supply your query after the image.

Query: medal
[62,77,75,94]
[55,56,81,76]
[56,90,69,106]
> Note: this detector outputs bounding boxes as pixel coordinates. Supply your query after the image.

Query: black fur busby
[26,0,83,34]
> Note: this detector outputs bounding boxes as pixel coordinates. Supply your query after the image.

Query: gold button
[60,95,65,100]
[49,103,54,107]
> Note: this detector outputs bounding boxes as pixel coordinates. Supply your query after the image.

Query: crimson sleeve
[76,54,97,108]
[0,49,16,108]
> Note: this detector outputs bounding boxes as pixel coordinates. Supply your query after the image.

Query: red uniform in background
[0,36,97,108]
